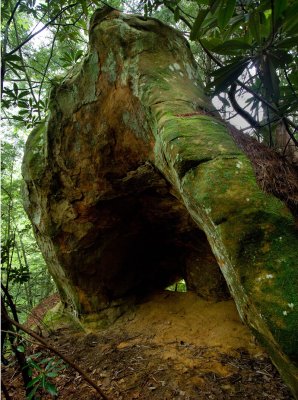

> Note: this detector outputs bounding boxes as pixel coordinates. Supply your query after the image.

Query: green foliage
[1,133,54,321]
[179,0,297,101]
[209,57,250,94]
[25,352,66,399]
[1,0,97,128]
[166,279,187,293]
[146,0,298,149]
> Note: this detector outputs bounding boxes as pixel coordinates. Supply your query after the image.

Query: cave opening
[53,179,230,312]
[105,189,232,303]
[165,279,187,293]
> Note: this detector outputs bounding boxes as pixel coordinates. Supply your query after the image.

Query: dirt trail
[2,291,293,399]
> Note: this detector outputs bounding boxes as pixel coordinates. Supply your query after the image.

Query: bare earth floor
[2,291,294,399]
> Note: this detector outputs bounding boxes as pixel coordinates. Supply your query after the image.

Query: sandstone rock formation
[22,7,298,396]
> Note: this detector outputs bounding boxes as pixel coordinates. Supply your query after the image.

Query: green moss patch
[22,121,47,181]
[159,116,242,178]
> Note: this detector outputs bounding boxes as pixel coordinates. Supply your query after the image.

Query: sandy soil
[1,291,293,399]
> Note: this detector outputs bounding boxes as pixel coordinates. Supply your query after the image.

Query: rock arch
[22,8,298,396]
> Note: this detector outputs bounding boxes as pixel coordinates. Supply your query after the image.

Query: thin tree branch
[1,283,20,324]
[228,83,261,129]
[12,16,41,120]
[284,68,298,100]
[14,64,53,77]
[266,104,273,147]
[1,0,22,96]
[165,3,191,28]
[5,2,79,57]
[50,10,85,28]
[38,18,60,104]
[177,4,196,21]
[8,79,44,83]
[1,186,13,200]
[1,330,40,346]
[164,3,298,145]
[6,0,22,27]
[198,38,298,135]
[282,118,298,146]
[282,135,293,157]
[1,299,31,395]
[7,317,112,400]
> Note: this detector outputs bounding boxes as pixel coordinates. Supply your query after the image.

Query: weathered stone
[22,8,298,397]
[184,231,230,301]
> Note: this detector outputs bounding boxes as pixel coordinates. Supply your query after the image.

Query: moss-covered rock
[22,8,298,397]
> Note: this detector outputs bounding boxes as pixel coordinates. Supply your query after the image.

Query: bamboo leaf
[284,18,298,35]
[288,71,298,86]
[18,100,29,108]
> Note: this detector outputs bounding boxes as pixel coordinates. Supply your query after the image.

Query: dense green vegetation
[2,135,53,317]
[1,0,297,397]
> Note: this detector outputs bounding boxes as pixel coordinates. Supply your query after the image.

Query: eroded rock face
[22,10,228,312]
[22,8,298,396]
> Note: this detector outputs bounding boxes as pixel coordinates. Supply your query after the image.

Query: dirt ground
[2,291,294,399]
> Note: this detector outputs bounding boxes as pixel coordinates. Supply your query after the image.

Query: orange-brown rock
[22,8,298,396]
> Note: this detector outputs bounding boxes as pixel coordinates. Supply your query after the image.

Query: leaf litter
[2,291,294,399]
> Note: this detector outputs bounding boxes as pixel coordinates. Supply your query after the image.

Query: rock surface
[22,8,298,396]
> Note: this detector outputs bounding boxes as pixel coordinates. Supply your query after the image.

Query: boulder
[22,8,298,396]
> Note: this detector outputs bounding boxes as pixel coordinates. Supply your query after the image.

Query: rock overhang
[22,7,298,397]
